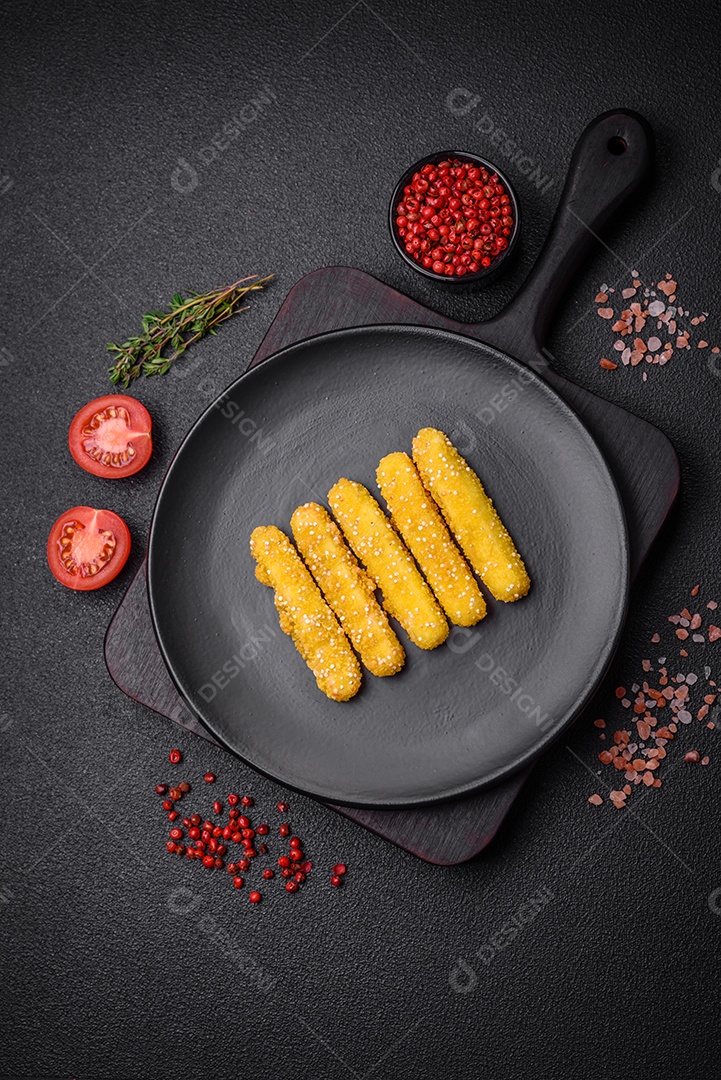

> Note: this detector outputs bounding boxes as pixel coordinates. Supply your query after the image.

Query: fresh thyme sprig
[107,273,274,387]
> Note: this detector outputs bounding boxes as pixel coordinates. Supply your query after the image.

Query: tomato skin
[47,506,131,591]
[68,394,152,479]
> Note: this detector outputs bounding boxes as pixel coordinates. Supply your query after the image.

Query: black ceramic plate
[148,325,629,807]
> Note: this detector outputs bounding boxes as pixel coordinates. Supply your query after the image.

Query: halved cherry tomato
[68,394,152,478]
[47,506,131,591]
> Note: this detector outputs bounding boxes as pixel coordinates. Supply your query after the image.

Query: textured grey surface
[2,1,721,1077]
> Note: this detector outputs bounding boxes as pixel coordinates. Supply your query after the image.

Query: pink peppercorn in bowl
[389,151,521,287]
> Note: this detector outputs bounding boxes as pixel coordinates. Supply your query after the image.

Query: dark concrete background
[2,1,720,1077]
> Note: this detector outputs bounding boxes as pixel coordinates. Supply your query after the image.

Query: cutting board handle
[481,109,654,367]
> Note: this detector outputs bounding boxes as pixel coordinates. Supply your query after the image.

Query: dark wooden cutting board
[105,263,678,864]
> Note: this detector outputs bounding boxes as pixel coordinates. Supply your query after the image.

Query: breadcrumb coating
[291,502,405,677]
[412,428,530,602]
[376,452,487,626]
[328,478,448,650]
[250,525,362,701]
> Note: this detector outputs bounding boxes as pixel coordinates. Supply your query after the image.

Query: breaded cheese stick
[376,452,487,627]
[412,428,530,602]
[250,525,362,702]
[291,503,405,677]
[328,479,448,650]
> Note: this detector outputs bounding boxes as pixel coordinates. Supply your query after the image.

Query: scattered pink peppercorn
[233,876,244,889]
[166,841,176,853]
[333,863,347,876]
[256,824,269,835]
[285,881,299,893]
[169,749,182,765]
[155,784,167,795]
[169,828,183,841]
[278,856,291,868]
[277,802,289,812]
[263,869,274,880]
[204,772,215,783]
[249,891,262,904]
[330,874,343,887]
[279,823,290,838]
[241,795,253,807]
[213,801,223,815]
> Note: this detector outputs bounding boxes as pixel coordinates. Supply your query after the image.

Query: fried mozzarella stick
[412,428,531,602]
[291,503,405,677]
[250,525,362,702]
[376,452,487,627]
[328,479,448,650]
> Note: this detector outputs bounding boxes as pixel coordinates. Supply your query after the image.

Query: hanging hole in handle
[607,136,628,155]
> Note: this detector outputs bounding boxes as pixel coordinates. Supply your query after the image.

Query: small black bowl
[388,150,521,288]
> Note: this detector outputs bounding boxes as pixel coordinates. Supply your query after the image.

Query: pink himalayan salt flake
[594,719,606,728]
[597,308,614,319]
[708,601,718,610]
[588,793,603,805]
[709,626,721,642]
[651,633,660,643]
[690,614,702,629]
[685,673,698,685]
[647,335,662,350]
[648,300,665,316]
[701,756,710,766]
[622,287,637,298]
[693,634,705,643]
